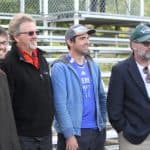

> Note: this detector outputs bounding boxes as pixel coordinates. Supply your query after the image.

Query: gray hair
[8,13,35,41]
[0,26,8,38]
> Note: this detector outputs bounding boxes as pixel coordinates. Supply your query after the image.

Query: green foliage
[25,0,40,14]
[48,0,74,13]
[0,0,19,13]
[0,0,40,14]
[144,0,150,16]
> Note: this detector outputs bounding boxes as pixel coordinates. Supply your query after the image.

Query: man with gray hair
[107,23,150,150]
[1,13,54,150]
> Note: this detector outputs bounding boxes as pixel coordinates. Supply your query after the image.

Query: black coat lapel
[128,56,148,97]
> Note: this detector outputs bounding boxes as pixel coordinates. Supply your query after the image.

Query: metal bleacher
[0,0,150,149]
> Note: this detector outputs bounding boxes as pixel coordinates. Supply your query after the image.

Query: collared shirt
[136,62,150,98]
[20,49,39,69]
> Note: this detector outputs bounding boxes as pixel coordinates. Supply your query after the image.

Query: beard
[0,48,7,59]
[28,40,37,50]
[79,49,90,56]
[76,45,90,56]
[137,49,150,61]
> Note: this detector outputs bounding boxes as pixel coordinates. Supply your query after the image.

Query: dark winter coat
[0,69,20,150]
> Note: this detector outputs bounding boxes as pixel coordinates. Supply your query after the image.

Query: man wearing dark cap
[107,23,150,150]
[51,24,106,150]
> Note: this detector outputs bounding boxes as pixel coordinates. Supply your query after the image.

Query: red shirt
[20,49,39,69]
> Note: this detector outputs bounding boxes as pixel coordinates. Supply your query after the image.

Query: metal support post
[140,0,144,16]
[74,0,79,25]
[20,0,25,13]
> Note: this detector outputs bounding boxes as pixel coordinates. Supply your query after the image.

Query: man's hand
[66,135,78,150]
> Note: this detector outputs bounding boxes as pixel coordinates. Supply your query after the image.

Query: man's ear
[13,34,19,43]
[66,39,73,46]
[130,41,137,51]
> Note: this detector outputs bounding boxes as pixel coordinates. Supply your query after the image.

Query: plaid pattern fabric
[143,66,150,83]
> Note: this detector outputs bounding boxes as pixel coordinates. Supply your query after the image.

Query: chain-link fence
[47,0,145,15]
[0,0,149,17]
[0,0,150,16]
[0,0,20,14]
[0,0,40,15]
[25,0,40,15]
[48,0,74,13]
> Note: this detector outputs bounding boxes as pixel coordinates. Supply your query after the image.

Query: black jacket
[1,43,54,137]
[0,69,21,150]
[107,55,150,144]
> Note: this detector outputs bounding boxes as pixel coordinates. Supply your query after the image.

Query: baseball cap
[65,24,95,41]
[130,23,150,42]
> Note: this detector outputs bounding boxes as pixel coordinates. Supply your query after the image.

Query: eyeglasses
[141,41,150,47]
[143,66,150,83]
[0,41,8,45]
[18,31,39,36]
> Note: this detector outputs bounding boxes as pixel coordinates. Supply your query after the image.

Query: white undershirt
[136,62,150,98]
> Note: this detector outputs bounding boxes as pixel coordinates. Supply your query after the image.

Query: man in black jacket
[107,23,150,150]
[1,13,54,150]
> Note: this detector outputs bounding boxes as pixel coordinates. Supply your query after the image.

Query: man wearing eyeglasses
[107,23,150,150]
[0,13,54,150]
[0,26,21,150]
[0,26,8,64]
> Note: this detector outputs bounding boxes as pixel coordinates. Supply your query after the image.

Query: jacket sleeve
[99,77,107,124]
[107,65,127,132]
[0,61,15,100]
[0,70,21,150]
[92,61,107,127]
[51,63,75,138]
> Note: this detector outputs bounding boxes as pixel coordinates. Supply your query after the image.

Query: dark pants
[19,135,52,150]
[57,128,106,150]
